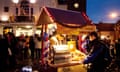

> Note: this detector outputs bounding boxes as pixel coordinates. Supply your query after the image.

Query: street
[6,58,87,72]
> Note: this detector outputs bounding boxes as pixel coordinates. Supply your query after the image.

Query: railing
[15,16,35,22]
[9,15,35,22]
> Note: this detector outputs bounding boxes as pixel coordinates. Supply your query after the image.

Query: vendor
[49,31,59,45]
[49,31,58,63]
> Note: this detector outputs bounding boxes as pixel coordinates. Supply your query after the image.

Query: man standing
[0,35,9,72]
[81,31,108,72]
[115,38,120,59]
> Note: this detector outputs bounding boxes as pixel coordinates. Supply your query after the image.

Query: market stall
[36,6,96,71]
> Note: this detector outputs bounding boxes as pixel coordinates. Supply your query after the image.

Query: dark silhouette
[82,31,110,72]
[0,35,9,72]
[29,36,35,59]
[4,32,18,68]
[115,38,120,59]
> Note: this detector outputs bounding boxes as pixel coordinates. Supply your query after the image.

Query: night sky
[87,0,120,23]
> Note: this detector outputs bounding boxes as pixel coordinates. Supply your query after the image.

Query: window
[31,8,33,15]
[57,0,67,5]
[16,8,18,15]
[4,7,9,12]
[20,0,30,15]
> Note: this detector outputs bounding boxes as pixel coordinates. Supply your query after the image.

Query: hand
[79,60,83,64]
[8,48,12,56]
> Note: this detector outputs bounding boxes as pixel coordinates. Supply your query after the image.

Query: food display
[71,50,86,61]
[48,41,86,67]
[53,45,71,64]
[67,41,86,62]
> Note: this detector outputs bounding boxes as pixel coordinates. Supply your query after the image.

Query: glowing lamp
[26,26,32,28]
[12,0,19,4]
[29,0,36,4]
[109,12,118,19]
[74,3,79,8]
[68,41,76,51]
[101,35,106,40]
[1,15,9,21]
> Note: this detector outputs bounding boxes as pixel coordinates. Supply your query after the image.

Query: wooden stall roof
[37,6,92,28]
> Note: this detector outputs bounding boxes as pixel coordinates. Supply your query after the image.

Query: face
[89,35,95,41]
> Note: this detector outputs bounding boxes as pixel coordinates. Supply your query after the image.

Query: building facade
[95,22,120,44]
[0,0,67,36]
[115,20,120,40]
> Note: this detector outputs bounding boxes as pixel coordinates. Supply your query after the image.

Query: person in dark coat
[81,31,107,72]
[29,36,35,59]
[115,38,120,68]
[0,35,9,72]
[4,32,17,68]
[115,38,120,59]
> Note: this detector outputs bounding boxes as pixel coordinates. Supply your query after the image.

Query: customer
[34,36,42,60]
[4,32,17,68]
[0,35,9,72]
[115,38,120,68]
[81,31,108,72]
[115,38,120,59]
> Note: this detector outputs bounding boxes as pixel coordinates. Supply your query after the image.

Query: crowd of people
[0,32,42,72]
[0,31,120,72]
